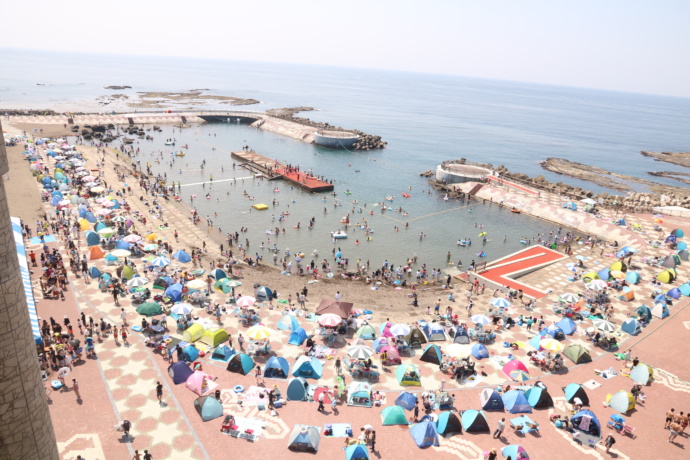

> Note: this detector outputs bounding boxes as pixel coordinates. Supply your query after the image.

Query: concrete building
[435,159,496,184]
[0,121,59,459]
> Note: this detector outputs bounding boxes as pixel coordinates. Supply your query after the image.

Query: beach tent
[355,324,377,340]
[436,411,462,436]
[165,283,184,302]
[502,445,529,460]
[286,377,309,401]
[186,370,217,396]
[422,322,446,342]
[84,231,100,247]
[671,228,685,238]
[635,305,652,322]
[153,277,168,290]
[571,410,601,437]
[346,444,370,460]
[528,334,542,351]
[168,361,193,384]
[136,302,162,317]
[287,425,320,452]
[347,382,372,407]
[87,246,104,260]
[316,298,353,318]
[563,383,589,405]
[681,283,690,296]
[525,387,553,409]
[480,388,505,411]
[277,315,300,331]
[607,391,635,414]
[373,337,391,353]
[471,343,490,360]
[406,327,428,347]
[540,325,565,340]
[172,250,192,263]
[661,255,678,269]
[452,327,470,344]
[679,241,688,251]
[461,410,490,433]
[556,317,577,335]
[115,239,131,250]
[564,345,592,364]
[380,405,409,425]
[410,420,440,448]
[253,203,269,211]
[288,327,308,345]
[208,268,226,280]
[678,250,689,261]
[625,271,641,284]
[264,356,289,379]
[562,202,577,211]
[610,261,627,272]
[394,391,418,411]
[256,286,273,301]
[621,318,642,335]
[502,390,532,413]
[292,356,323,379]
[211,345,234,362]
[183,323,205,342]
[582,271,599,281]
[396,364,421,386]
[419,343,443,366]
[182,345,199,362]
[200,328,228,347]
[194,395,224,422]
[651,303,669,319]
[380,345,402,365]
[597,268,611,281]
[83,212,97,223]
[226,353,255,375]
[656,269,676,284]
[618,288,635,302]
[502,360,530,382]
[667,287,682,299]
[630,363,654,385]
[88,266,102,279]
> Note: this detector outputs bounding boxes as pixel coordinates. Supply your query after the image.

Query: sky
[4,0,690,97]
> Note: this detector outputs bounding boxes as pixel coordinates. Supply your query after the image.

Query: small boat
[402,193,411,198]
[331,231,348,239]
[175,152,185,157]
[511,208,521,213]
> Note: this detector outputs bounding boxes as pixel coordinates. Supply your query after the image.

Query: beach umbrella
[111,215,126,223]
[110,249,131,258]
[318,313,342,327]
[186,279,206,290]
[389,324,411,336]
[97,227,115,236]
[490,298,511,308]
[585,280,607,291]
[127,277,148,288]
[592,319,615,333]
[123,234,142,243]
[444,343,471,359]
[143,244,159,252]
[151,257,171,267]
[347,345,375,360]
[236,296,256,308]
[539,339,564,352]
[95,209,112,217]
[145,233,159,241]
[502,360,530,382]
[246,325,273,340]
[559,293,579,303]
[471,314,492,325]
[136,302,162,316]
[171,303,194,315]
[90,186,105,193]
[173,250,192,263]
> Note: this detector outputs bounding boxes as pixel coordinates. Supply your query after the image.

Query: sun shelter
[651,303,669,319]
[395,391,418,410]
[287,425,320,452]
[630,364,654,385]
[661,255,678,269]
[227,353,255,375]
[436,411,462,436]
[618,288,635,302]
[471,343,490,360]
[571,410,601,437]
[346,444,370,460]
[461,410,490,433]
[597,268,611,281]
[656,269,676,284]
[168,361,194,384]
[373,337,391,352]
[502,445,529,460]
[183,323,205,342]
[87,246,104,260]
[564,345,592,364]
[678,250,690,261]
[563,384,589,405]
[153,277,168,290]
[264,356,289,379]
[316,298,353,318]
[200,328,228,347]
[452,327,470,344]
[347,382,372,407]
[667,287,682,299]
[410,420,440,448]
[502,359,530,382]
[607,391,635,414]
[625,271,641,284]
[525,387,553,408]
[287,377,309,401]
[355,324,377,340]
[288,327,308,345]
[85,231,100,246]
[292,356,323,379]
[671,228,685,238]
[380,405,409,425]
[420,344,443,365]
[277,315,300,331]
[502,390,532,413]
[480,388,505,411]
[396,364,421,386]
[621,318,642,335]
[556,317,577,335]
[635,305,652,322]
[540,325,565,340]
[186,370,217,396]
[380,345,402,365]
[136,302,162,317]
[182,345,199,362]
[194,395,224,421]
[406,327,428,347]
[681,283,690,296]
[211,345,235,362]
[165,283,184,302]
[422,322,446,342]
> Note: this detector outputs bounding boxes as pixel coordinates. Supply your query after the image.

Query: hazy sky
[4,0,690,97]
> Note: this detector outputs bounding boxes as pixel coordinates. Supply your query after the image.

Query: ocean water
[2,48,689,269]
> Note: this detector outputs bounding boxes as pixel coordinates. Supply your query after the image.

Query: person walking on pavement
[604,433,616,452]
[120,308,127,326]
[156,381,163,403]
[143,450,153,460]
[72,379,81,400]
[335,357,342,375]
[665,408,675,429]
[669,422,681,443]
[113,325,119,344]
[255,365,263,384]
[413,403,419,422]
[493,418,505,439]
[317,392,325,412]
[238,334,245,350]
[370,430,376,452]
[121,326,129,346]
[132,450,142,460]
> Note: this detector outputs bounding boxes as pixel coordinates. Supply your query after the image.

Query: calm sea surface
[1,48,689,269]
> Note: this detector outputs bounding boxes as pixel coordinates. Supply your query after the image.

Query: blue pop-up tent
[621,318,641,335]
[420,344,443,364]
[346,444,369,460]
[168,361,194,384]
[502,390,532,413]
[563,383,589,405]
[436,411,462,436]
[286,377,308,401]
[461,410,490,432]
[227,353,255,375]
[571,410,601,436]
[394,391,418,411]
[480,388,504,411]
[264,356,289,379]
[194,395,224,421]
[471,343,489,360]
[165,283,184,302]
[288,327,308,345]
[277,315,299,331]
[292,356,323,379]
[556,317,577,335]
[172,250,191,263]
[409,420,440,448]
[525,386,553,408]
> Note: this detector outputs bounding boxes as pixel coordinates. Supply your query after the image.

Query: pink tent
[186,370,218,396]
[382,327,394,338]
[380,345,402,365]
[502,359,530,382]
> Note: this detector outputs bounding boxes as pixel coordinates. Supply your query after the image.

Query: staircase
[468,183,484,196]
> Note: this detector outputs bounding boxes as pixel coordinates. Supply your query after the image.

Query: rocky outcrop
[641,150,690,168]
[104,85,132,90]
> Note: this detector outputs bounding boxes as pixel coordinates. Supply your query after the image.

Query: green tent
[563,345,592,364]
[201,328,228,347]
[380,405,409,426]
[396,364,421,386]
[136,302,162,316]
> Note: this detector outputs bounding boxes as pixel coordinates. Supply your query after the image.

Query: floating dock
[231,150,334,193]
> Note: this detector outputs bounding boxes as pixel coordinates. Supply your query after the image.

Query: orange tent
[87,246,105,260]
